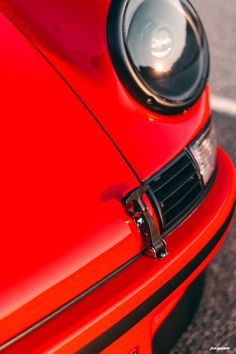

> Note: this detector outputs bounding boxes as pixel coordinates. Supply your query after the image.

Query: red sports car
[0,0,235,353]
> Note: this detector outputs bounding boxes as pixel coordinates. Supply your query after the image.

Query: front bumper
[2,147,236,354]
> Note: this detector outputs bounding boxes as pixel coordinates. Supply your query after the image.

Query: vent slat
[149,151,203,234]
[160,175,199,212]
[163,182,201,217]
[153,165,196,201]
[151,159,192,193]
[164,185,202,226]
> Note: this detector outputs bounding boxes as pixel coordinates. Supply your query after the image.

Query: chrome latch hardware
[123,185,168,259]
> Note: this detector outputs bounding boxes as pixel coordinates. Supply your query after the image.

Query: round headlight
[107,0,209,114]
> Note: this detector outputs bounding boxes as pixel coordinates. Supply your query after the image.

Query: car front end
[0,0,235,353]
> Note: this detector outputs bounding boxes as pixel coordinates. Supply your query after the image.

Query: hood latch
[123,185,168,259]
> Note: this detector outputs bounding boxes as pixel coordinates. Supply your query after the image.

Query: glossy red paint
[2,148,236,353]
[1,0,210,181]
[0,12,145,344]
[0,0,235,352]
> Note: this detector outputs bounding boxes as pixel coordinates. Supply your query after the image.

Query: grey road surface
[170,1,236,353]
[192,0,236,101]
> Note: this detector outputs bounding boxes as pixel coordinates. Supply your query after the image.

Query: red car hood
[0,13,143,344]
[1,0,210,181]
[0,0,211,345]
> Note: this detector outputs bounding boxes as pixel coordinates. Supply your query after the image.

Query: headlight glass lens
[124,0,208,105]
[189,124,217,186]
[108,0,209,113]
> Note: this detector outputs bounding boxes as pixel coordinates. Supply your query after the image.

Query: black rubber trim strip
[77,206,235,354]
[0,254,142,351]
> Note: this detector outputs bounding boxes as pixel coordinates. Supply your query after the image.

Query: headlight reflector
[189,124,217,186]
[108,0,209,114]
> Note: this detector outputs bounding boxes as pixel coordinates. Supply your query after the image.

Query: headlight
[107,0,209,114]
[189,124,217,186]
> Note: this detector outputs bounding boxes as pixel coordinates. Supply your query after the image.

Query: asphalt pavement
[170,1,236,353]
[192,0,236,101]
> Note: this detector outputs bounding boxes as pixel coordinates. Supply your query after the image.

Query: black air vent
[148,151,204,235]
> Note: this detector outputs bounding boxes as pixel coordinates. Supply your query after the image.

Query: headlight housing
[107,0,209,114]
